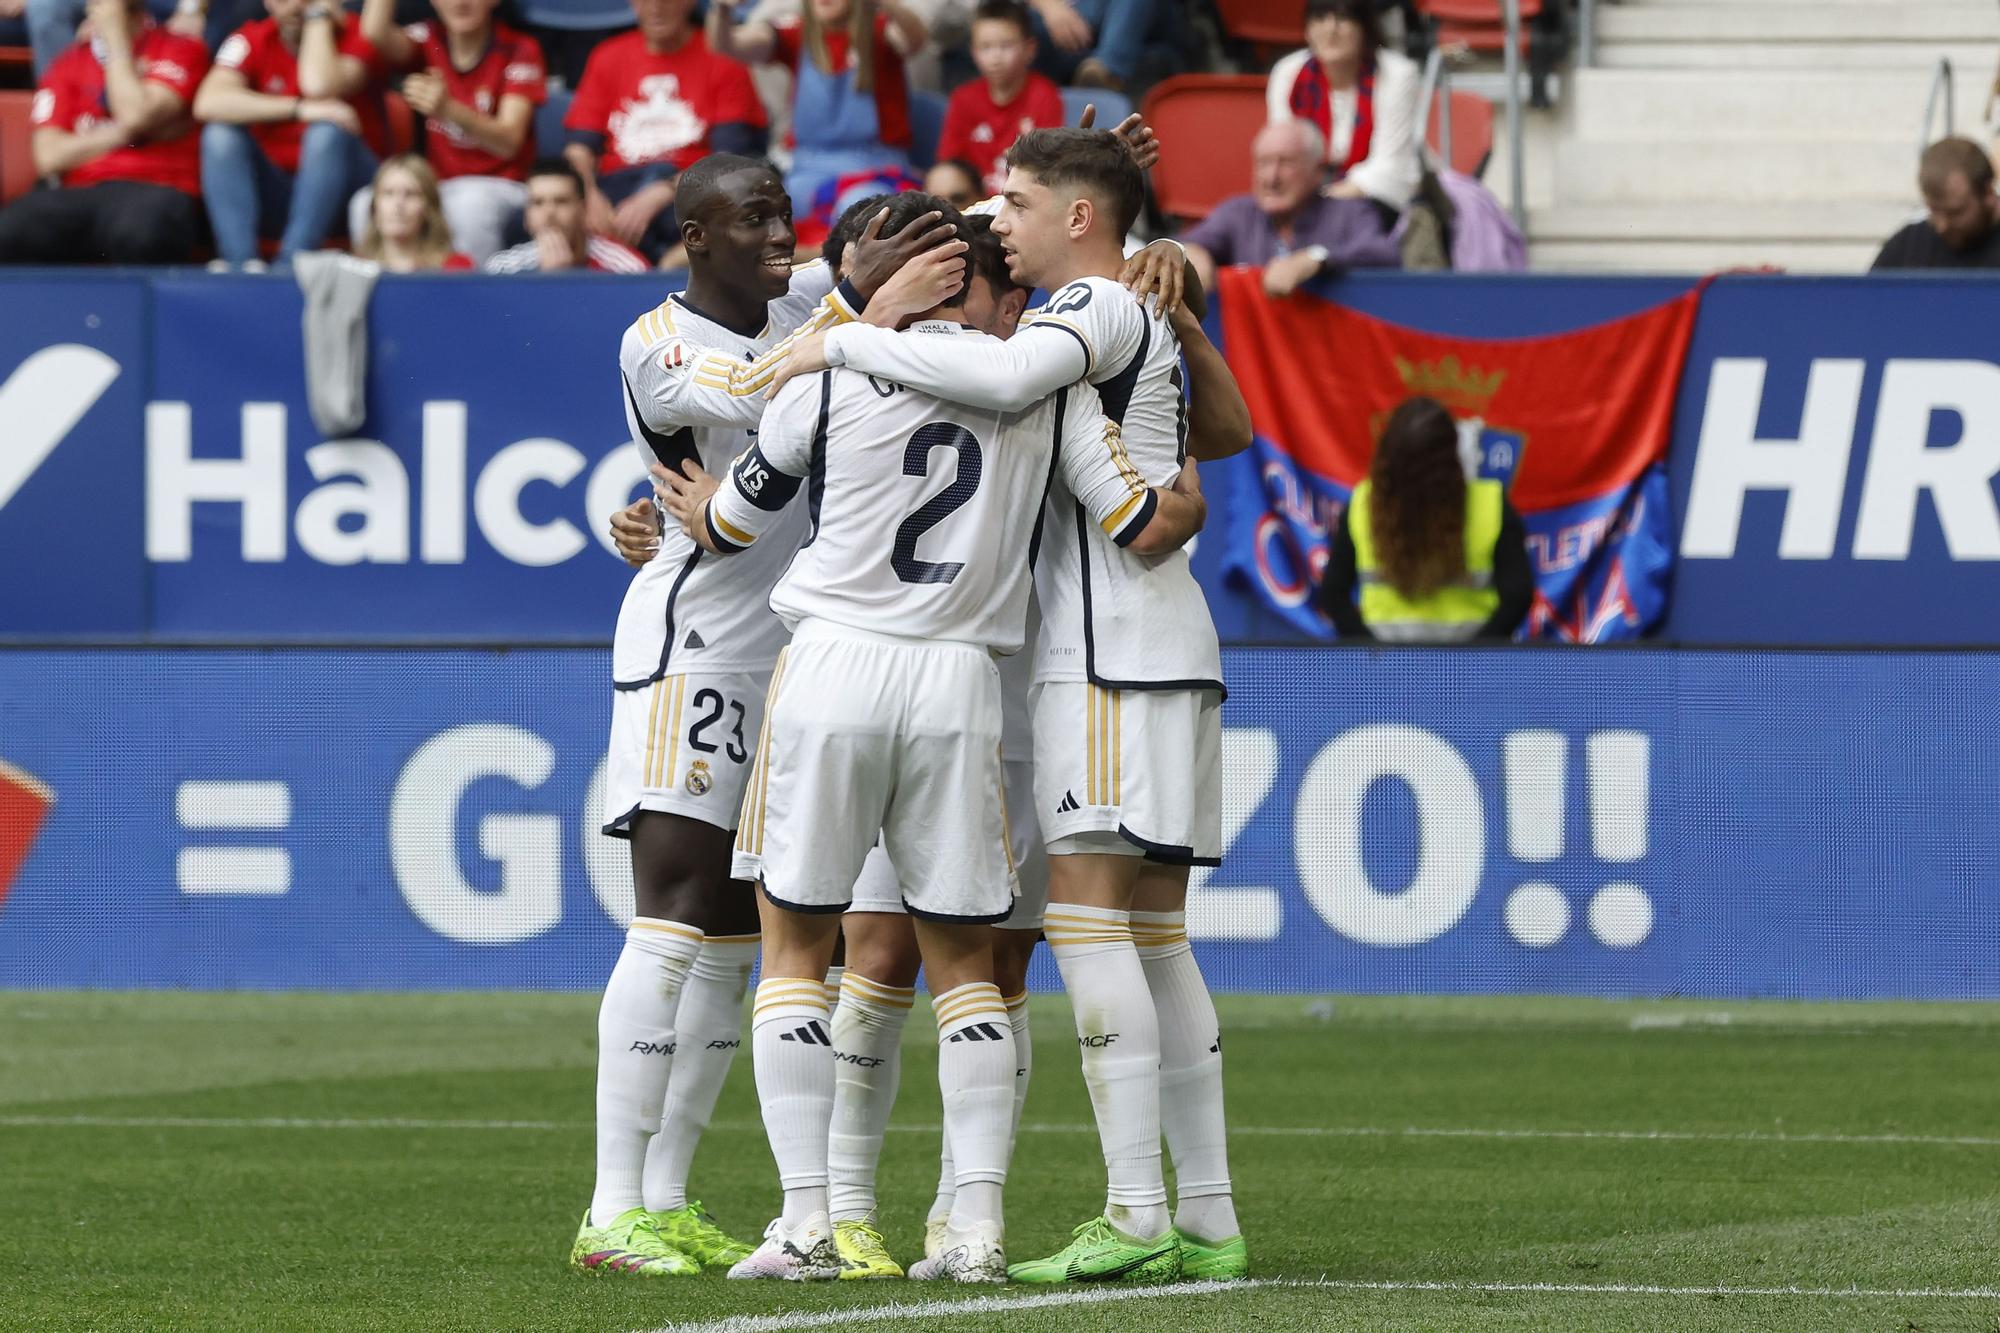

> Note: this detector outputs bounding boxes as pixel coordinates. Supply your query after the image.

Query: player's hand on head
[763,329,831,400]
[846,207,965,302]
[608,497,662,567]
[863,245,969,329]
[1120,240,1184,317]
[1107,111,1160,173]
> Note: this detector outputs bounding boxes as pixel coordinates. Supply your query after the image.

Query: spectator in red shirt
[347,0,547,262]
[194,0,383,268]
[563,0,766,263]
[936,0,1060,197]
[484,158,650,271]
[353,152,477,270]
[0,0,209,263]
[708,0,925,213]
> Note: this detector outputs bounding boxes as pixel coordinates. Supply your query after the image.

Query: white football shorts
[602,670,769,836]
[1032,681,1223,865]
[849,760,1047,930]
[734,623,1019,923]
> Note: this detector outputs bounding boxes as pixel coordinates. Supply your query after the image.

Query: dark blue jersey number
[688,688,749,764]
[892,423,983,585]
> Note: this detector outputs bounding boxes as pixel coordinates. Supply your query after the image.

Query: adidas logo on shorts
[946,1022,1007,1043]
[1056,790,1080,814]
[778,1020,830,1045]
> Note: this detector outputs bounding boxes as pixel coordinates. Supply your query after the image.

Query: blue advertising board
[5,270,2000,645]
[0,645,1991,998]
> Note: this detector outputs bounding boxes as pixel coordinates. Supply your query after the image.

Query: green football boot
[652,1200,755,1270]
[1005,1215,1181,1284]
[1177,1230,1250,1281]
[569,1208,700,1277]
[832,1218,905,1279]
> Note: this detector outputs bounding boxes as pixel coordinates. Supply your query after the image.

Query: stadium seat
[1427,86,1494,177]
[535,84,572,159]
[1059,85,1132,134]
[1139,74,1269,220]
[0,89,34,205]
[1214,0,1305,48]
[908,88,945,171]
[1418,0,1543,49]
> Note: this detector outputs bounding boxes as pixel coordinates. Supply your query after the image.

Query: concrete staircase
[1521,0,1999,272]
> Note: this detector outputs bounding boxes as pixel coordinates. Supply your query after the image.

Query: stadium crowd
[0,0,1534,271]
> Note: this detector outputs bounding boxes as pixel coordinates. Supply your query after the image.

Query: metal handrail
[1415,44,1456,172]
[1579,0,1596,68]
[1503,0,1525,231]
[1921,56,1956,160]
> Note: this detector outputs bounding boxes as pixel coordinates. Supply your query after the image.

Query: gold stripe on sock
[631,919,703,942]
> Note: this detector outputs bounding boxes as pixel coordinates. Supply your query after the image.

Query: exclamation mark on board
[1501,731,1569,947]
[1585,732,1653,947]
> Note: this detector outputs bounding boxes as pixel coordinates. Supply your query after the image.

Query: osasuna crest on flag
[1214,268,1705,641]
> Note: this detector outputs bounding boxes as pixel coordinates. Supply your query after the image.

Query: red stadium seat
[1418,0,1541,53]
[0,89,35,206]
[1214,0,1306,48]
[1427,86,1494,177]
[1140,74,1270,220]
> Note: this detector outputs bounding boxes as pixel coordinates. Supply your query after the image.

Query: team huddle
[577,117,1255,1287]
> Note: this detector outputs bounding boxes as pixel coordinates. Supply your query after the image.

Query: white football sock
[930,1132,957,1226]
[1134,910,1238,1241]
[933,980,1015,1230]
[827,971,915,1224]
[1046,904,1168,1240]
[751,976,835,1227]
[1005,987,1033,1147]
[643,934,757,1213]
[823,965,845,1014]
[590,918,703,1227]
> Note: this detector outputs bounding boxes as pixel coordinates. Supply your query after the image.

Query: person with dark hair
[936,0,1062,195]
[923,156,982,209]
[1267,0,1421,215]
[817,188,891,266]
[1872,137,2000,270]
[707,0,926,213]
[485,157,650,270]
[573,150,966,1282]
[1318,396,1532,642]
[655,188,1204,1287]
[767,122,1256,1286]
[0,0,209,264]
[194,0,383,269]
[563,0,767,265]
[348,0,547,262]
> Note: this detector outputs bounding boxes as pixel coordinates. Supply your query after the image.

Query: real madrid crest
[685,760,713,796]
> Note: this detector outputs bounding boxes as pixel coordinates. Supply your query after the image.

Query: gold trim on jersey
[711,508,757,547]
[994,742,1018,879]
[1085,685,1122,807]
[1022,312,1096,376]
[1101,489,1147,537]
[738,648,789,854]
[642,678,664,795]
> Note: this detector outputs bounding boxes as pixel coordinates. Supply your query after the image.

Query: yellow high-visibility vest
[1348,478,1505,642]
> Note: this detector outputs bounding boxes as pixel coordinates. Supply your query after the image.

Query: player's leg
[1126,690,1244,1279]
[827,875,922,1279]
[729,636,892,1280]
[1132,867,1245,1280]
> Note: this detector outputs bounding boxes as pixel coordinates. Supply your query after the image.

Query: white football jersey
[821,274,1223,693]
[707,321,1157,654]
[611,261,864,686]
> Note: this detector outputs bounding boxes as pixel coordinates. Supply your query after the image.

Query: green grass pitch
[3,992,1999,1332]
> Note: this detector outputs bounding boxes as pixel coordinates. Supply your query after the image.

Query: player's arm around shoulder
[1168,298,1253,462]
[621,306,768,431]
[1055,385,1205,557]
[659,371,823,555]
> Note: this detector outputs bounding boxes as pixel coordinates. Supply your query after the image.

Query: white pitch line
[640,1276,2000,1333]
[638,1281,1285,1333]
[5,1115,2000,1150]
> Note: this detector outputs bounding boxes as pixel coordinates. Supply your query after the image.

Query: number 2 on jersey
[688,688,748,764]
[892,423,984,585]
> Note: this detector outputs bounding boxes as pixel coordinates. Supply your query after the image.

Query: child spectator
[922,155,978,209]
[707,0,925,213]
[353,152,477,269]
[1267,0,1420,216]
[484,157,649,271]
[194,0,383,268]
[564,0,766,263]
[348,0,546,262]
[935,0,1059,196]
[0,0,209,263]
